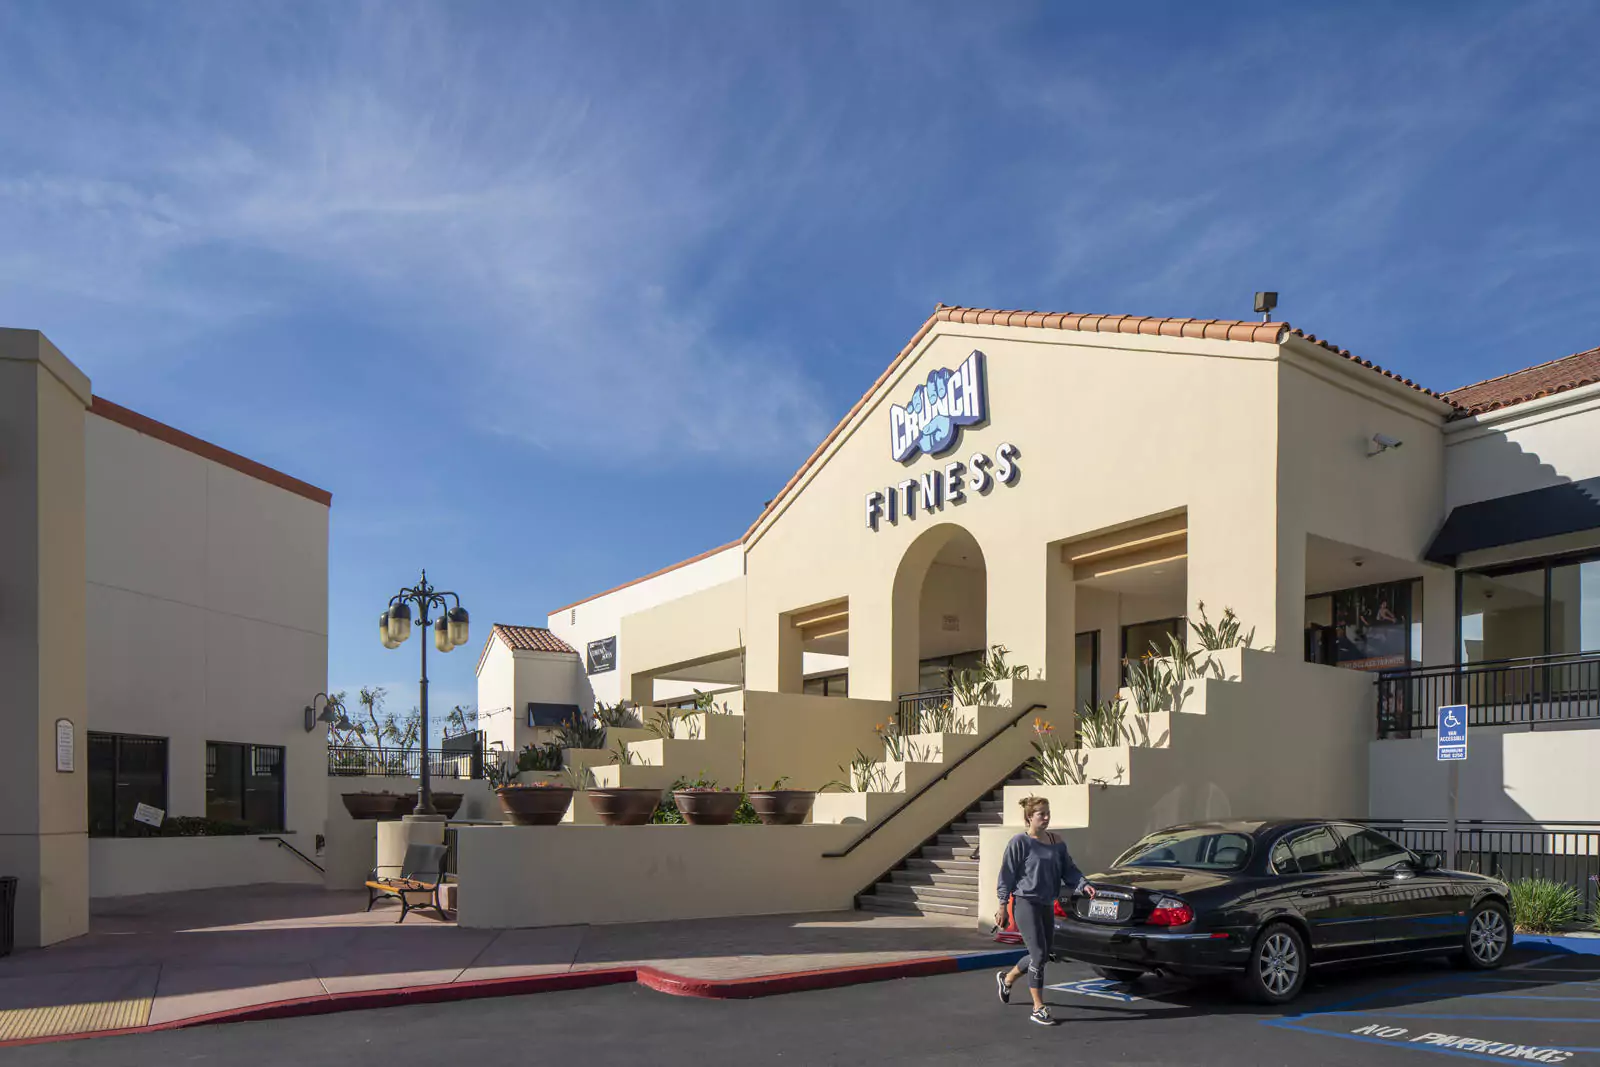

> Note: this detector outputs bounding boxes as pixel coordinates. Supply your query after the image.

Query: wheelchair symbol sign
[1437,704,1468,761]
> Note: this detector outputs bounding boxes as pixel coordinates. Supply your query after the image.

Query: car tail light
[1146,896,1193,927]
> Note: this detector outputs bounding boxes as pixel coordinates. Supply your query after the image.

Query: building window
[918,650,982,692]
[1459,552,1600,690]
[206,742,286,831]
[1121,618,1184,682]
[88,733,168,838]
[802,672,849,697]
[1074,631,1099,712]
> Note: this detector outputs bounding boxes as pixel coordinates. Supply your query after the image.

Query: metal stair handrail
[822,703,1045,860]
[260,835,325,873]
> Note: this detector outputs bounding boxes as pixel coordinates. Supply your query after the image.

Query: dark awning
[1426,476,1600,564]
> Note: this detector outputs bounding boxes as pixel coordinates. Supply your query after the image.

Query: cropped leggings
[1013,897,1055,990]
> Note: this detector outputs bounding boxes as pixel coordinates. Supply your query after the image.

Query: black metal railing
[1361,819,1600,913]
[1375,652,1600,737]
[327,744,484,779]
[895,688,955,733]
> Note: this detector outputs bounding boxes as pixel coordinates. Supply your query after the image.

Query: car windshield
[1115,828,1254,871]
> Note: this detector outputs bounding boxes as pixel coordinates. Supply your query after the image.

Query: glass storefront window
[1122,618,1183,683]
[1460,568,1546,664]
[1549,559,1600,656]
[1075,631,1098,713]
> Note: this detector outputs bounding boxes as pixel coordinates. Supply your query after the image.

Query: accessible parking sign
[1437,704,1468,761]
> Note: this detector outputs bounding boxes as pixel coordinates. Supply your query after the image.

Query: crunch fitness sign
[868,349,1017,532]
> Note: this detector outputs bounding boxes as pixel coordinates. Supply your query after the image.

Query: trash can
[0,875,16,957]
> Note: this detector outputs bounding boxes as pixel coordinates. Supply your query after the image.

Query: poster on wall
[1333,581,1412,671]
[586,636,617,675]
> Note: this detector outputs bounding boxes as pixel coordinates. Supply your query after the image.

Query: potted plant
[487,747,575,825]
[341,791,408,820]
[496,781,575,826]
[670,774,743,825]
[745,777,817,825]
[586,786,663,825]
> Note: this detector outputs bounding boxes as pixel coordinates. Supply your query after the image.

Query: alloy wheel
[1258,931,1302,998]
[1469,907,1508,965]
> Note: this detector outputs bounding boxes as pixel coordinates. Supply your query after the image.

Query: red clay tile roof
[1443,344,1600,417]
[1280,327,1445,403]
[491,624,577,654]
[476,623,577,676]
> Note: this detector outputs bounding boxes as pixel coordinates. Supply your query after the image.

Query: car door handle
[1298,890,1323,897]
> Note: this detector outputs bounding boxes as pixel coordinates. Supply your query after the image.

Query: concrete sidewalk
[0,885,1005,1043]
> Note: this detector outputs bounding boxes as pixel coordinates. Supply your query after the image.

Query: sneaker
[1029,1007,1057,1026]
[996,970,1011,1004]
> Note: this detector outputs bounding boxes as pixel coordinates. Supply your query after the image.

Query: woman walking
[995,795,1095,1026]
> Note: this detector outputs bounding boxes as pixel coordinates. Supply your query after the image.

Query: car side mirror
[1417,851,1443,871]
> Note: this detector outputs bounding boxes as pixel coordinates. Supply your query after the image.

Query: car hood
[1087,866,1239,895]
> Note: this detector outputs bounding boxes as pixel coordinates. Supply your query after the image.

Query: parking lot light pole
[379,570,470,818]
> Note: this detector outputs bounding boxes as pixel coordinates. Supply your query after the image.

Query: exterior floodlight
[1254,291,1278,319]
[447,606,470,649]
[434,615,453,653]
[387,602,412,644]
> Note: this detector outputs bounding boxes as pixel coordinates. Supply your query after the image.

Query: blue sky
[3,1,1597,730]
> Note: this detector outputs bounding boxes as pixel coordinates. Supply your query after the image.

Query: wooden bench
[366,843,451,923]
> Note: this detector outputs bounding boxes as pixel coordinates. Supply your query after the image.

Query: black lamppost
[379,570,469,818]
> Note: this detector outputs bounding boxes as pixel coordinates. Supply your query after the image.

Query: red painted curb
[638,956,958,998]
[0,954,969,1047]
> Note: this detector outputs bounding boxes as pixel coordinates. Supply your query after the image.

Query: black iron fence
[895,688,957,734]
[1375,653,1600,738]
[327,744,485,779]
[1361,819,1600,913]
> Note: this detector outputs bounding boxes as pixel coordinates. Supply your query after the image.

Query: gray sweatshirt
[997,831,1087,904]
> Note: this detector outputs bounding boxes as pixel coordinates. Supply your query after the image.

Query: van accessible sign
[889,350,986,462]
[1437,704,1468,761]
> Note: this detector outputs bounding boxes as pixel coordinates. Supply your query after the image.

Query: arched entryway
[890,524,988,701]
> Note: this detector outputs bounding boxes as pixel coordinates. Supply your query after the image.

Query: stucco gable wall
[743,322,1284,698]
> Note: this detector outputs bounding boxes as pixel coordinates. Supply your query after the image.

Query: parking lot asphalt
[7,946,1598,1065]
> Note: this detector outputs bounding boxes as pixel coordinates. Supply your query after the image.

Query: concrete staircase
[855,772,1036,917]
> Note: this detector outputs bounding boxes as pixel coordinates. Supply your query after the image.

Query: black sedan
[1052,819,1512,1004]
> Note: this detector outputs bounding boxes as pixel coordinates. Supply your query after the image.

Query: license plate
[1088,898,1120,920]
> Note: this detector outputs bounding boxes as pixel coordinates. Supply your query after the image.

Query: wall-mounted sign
[586,636,617,674]
[55,718,74,773]
[889,350,987,462]
[865,443,1020,531]
[133,802,165,828]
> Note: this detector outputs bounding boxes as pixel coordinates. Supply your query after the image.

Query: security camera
[1369,433,1403,456]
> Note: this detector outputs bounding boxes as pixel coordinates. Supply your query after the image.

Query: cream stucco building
[2,329,330,948]
[462,305,1600,928]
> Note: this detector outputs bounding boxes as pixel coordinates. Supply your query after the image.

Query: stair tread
[875,882,975,901]
[858,895,977,917]
[906,857,978,871]
[889,870,979,887]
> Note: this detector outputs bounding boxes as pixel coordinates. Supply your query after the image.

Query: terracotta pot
[431,792,464,818]
[497,786,575,826]
[746,790,816,825]
[384,793,417,819]
[341,792,406,820]
[586,787,663,826]
[672,790,743,826]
